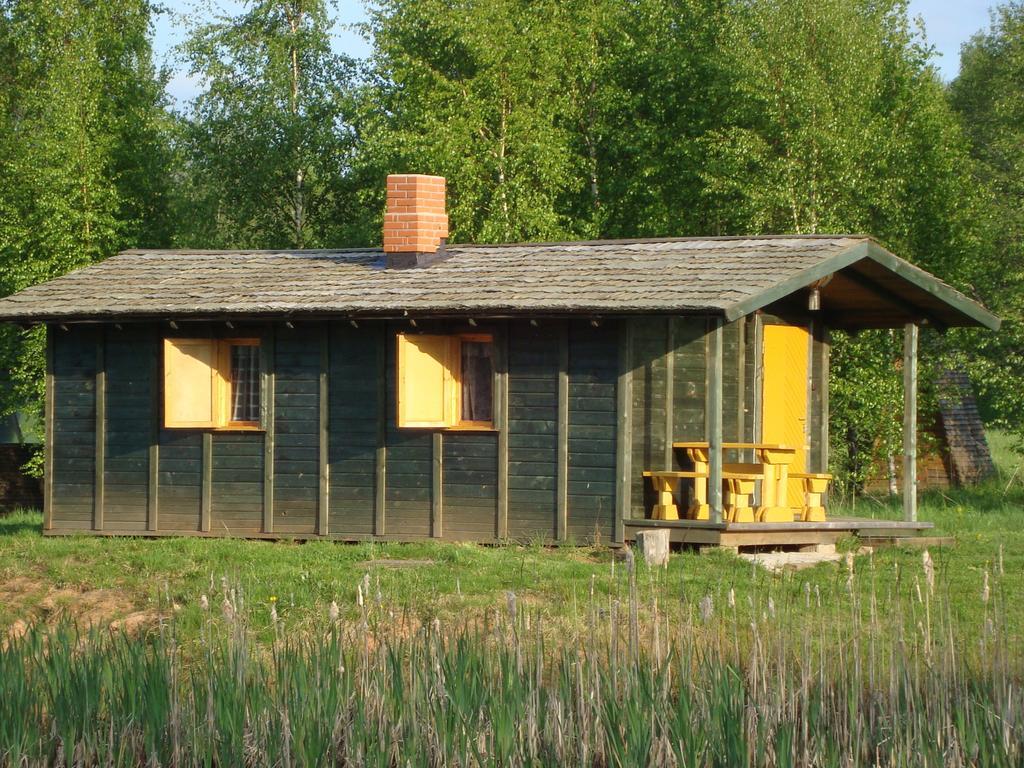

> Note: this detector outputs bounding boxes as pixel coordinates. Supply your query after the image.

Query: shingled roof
[0,235,1000,330]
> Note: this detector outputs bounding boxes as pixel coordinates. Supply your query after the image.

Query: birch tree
[175,0,359,249]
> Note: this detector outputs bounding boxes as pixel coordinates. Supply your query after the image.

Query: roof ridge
[450,233,872,249]
[118,233,872,257]
[118,247,378,256]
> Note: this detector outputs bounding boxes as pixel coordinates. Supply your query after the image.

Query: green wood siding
[671,317,708,450]
[32,316,810,544]
[273,326,320,534]
[327,322,378,537]
[567,321,616,542]
[443,432,498,539]
[722,320,741,443]
[157,430,202,531]
[50,327,98,530]
[630,318,668,519]
[211,433,264,533]
[507,322,558,540]
[103,328,152,532]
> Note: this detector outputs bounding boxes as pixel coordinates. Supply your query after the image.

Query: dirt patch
[2,579,157,640]
[109,610,158,636]
[39,587,136,627]
[0,575,43,602]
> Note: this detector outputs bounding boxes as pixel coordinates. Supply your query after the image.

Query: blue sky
[153,0,999,106]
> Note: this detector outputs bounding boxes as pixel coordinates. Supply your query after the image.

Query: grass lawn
[1,434,1021,648]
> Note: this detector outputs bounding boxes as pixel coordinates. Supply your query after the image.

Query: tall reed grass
[0,551,1020,767]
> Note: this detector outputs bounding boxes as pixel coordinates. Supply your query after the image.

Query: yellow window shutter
[164,338,219,428]
[397,333,454,428]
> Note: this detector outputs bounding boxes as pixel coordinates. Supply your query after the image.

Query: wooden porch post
[903,323,918,522]
[708,317,724,523]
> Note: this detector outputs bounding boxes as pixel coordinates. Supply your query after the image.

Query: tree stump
[635,529,670,567]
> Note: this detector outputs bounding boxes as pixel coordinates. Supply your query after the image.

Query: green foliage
[173,0,362,249]
[361,0,603,243]
[949,3,1024,446]
[0,0,172,449]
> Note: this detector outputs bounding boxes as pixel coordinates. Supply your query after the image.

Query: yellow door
[762,324,810,503]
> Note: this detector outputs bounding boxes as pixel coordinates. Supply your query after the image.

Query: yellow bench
[642,471,706,520]
[643,464,765,522]
[789,472,832,522]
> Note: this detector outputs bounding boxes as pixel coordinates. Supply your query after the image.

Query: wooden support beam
[736,319,746,448]
[664,317,675,469]
[262,327,276,534]
[43,327,54,531]
[707,317,724,523]
[432,431,443,538]
[201,432,212,532]
[148,330,159,532]
[752,314,764,445]
[614,319,633,543]
[903,323,918,522]
[496,324,510,540]
[816,322,830,475]
[374,329,387,536]
[318,327,330,536]
[556,323,569,541]
[93,331,105,531]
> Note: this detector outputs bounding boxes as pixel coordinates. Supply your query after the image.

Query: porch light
[807,275,833,311]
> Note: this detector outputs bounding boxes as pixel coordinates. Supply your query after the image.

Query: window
[164,338,262,429]
[396,332,494,429]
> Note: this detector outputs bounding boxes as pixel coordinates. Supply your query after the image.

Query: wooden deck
[624,516,934,549]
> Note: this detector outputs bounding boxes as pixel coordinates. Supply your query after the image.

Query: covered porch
[616,240,1000,548]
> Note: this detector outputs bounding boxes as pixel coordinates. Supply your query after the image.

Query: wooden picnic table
[672,442,798,522]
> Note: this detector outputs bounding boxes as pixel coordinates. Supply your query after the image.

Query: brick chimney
[383,174,449,268]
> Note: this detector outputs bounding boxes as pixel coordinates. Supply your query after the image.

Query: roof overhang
[722,241,1001,331]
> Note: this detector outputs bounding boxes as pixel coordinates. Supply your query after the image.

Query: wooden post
[614,319,633,543]
[736,318,745,450]
[374,328,387,536]
[201,431,212,532]
[432,431,443,538]
[93,331,105,531]
[817,323,830,476]
[262,327,276,534]
[496,324,510,540]
[664,317,675,469]
[707,317,724,524]
[43,327,54,531]
[903,323,918,522]
[556,323,569,541]
[318,327,329,536]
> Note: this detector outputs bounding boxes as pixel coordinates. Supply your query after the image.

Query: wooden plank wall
[507,322,559,540]
[47,316,797,543]
[327,321,378,536]
[566,321,617,542]
[273,327,320,535]
[49,326,98,530]
[103,326,151,532]
[629,318,669,519]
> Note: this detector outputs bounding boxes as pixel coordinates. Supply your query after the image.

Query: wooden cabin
[0,175,1000,547]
